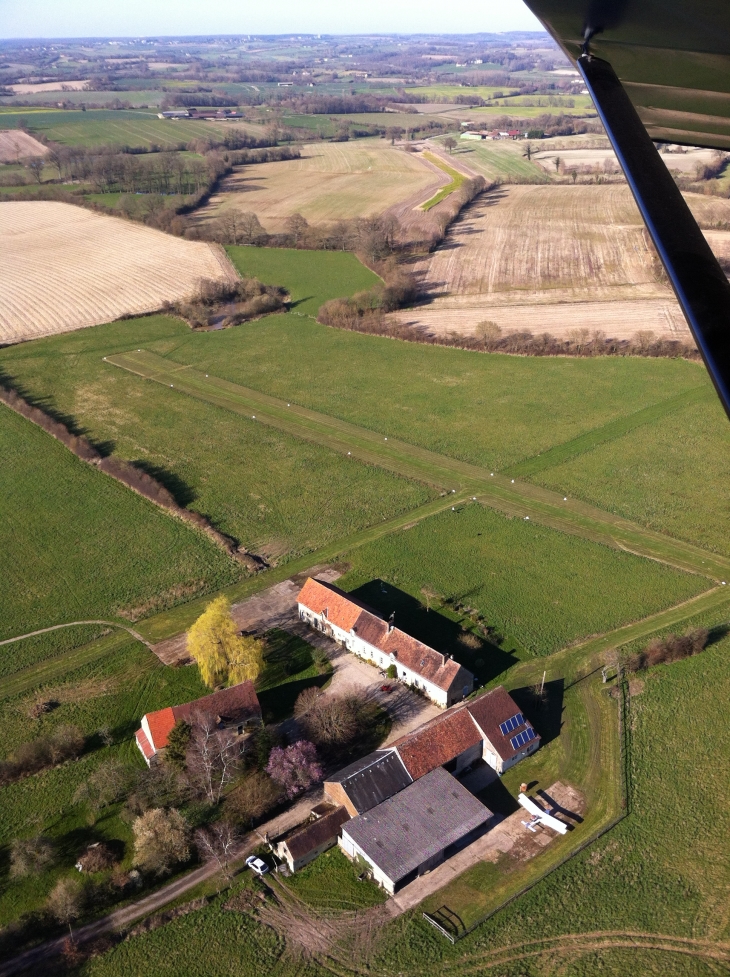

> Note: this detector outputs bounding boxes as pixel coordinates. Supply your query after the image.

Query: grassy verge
[421,152,466,210]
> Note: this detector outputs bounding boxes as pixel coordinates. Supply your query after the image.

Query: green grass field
[0,319,432,579]
[0,403,241,641]
[225,245,381,315]
[531,395,730,559]
[335,503,706,657]
[0,109,220,148]
[436,135,550,181]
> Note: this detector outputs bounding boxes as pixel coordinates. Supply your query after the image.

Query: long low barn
[340,766,493,894]
[297,578,473,707]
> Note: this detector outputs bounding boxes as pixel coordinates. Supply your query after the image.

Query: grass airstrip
[1,247,730,975]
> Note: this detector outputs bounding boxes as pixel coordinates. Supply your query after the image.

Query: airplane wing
[518,793,569,834]
[520,0,730,420]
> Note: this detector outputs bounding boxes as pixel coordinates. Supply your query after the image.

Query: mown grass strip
[504,385,714,478]
[107,350,730,585]
[136,492,473,643]
[420,152,467,210]
[0,630,138,701]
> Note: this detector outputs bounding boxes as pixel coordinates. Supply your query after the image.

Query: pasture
[335,502,705,657]
[440,136,549,182]
[0,109,221,149]
[0,201,234,342]
[225,245,380,315]
[198,141,442,232]
[0,316,434,575]
[0,402,240,641]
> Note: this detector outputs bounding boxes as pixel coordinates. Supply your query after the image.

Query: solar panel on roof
[499,712,526,736]
[510,726,536,751]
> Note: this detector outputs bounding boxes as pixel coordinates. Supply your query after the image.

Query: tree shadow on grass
[289,296,315,310]
[130,459,198,508]
[348,580,518,687]
[258,673,330,725]
[508,679,565,748]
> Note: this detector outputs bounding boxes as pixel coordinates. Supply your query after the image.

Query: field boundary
[420,152,467,210]
[504,385,713,478]
[106,349,730,584]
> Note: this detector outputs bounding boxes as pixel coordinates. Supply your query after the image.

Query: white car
[246,855,269,876]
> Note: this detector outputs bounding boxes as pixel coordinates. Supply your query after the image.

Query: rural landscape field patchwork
[0,27,729,977]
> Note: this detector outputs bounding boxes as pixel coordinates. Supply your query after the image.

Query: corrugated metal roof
[326,749,412,814]
[342,767,492,886]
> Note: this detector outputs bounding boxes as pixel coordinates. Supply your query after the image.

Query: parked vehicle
[246,855,269,876]
[380,684,394,693]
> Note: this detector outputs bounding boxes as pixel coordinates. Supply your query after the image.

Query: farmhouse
[297,578,474,707]
[340,767,493,893]
[272,803,350,873]
[135,681,261,765]
[324,685,540,813]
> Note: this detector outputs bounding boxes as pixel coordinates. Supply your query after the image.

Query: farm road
[108,349,730,583]
[0,789,320,977]
[0,620,153,650]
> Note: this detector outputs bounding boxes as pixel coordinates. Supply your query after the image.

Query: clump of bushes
[625,628,709,672]
[167,276,288,329]
[318,263,419,330]
[0,725,85,786]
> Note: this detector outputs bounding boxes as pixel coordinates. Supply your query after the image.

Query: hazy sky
[0,0,544,40]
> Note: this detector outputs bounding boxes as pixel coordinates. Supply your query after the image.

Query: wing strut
[578,53,730,419]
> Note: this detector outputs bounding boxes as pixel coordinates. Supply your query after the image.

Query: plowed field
[0,129,48,162]
[0,201,235,342]
[403,184,730,340]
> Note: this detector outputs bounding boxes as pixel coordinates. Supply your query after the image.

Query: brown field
[0,129,48,162]
[9,80,90,94]
[398,184,730,340]
[534,145,721,174]
[197,141,445,233]
[0,201,235,343]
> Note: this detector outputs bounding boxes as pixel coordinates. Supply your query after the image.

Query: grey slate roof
[341,766,493,886]
[327,749,412,814]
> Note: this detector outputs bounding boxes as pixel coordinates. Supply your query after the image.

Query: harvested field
[10,80,90,94]
[0,129,48,162]
[0,201,235,342]
[533,145,719,174]
[400,184,730,340]
[197,141,444,233]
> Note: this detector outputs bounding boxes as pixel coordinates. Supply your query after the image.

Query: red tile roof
[392,708,482,780]
[140,682,261,756]
[172,681,261,728]
[144,706,176,753]
[298,579,469,693]
[297,578,376,632]
[467,686,540,762]
[135,728,155,761]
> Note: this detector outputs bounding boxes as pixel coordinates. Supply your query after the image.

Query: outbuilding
[273,804,350,873]
[339,767,493,894]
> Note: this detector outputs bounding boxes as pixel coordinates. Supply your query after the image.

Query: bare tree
[26,156,45,185]
[224,771,283,827]
[238,211,265,244]
[47,878,83,936]
[187,715,245,805]
[475,320,502,346]
[10,834,56,877]
[285,212,309,246]
[444,137,458,154]
[133,807,191,876]
[294,688,364,746]
[195,822,240,887]
[553,155,562,174]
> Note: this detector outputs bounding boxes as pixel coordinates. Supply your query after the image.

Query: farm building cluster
[134,577,541,896]
[297,577,474,707]
[460,128,523,140]
[272,681,540,891]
